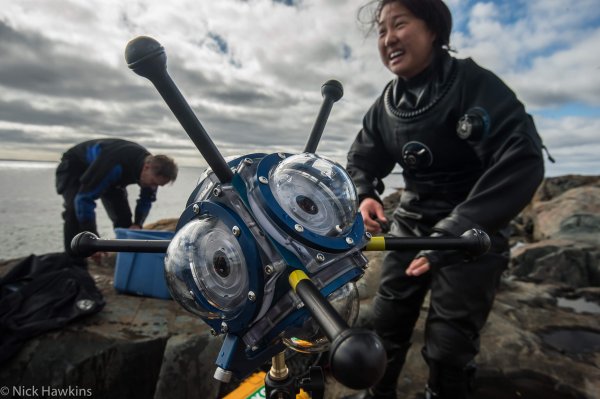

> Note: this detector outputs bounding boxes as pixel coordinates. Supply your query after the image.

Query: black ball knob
[70,231,99,257]
[460,228,491,257]
[321,79,343,102]
[328,328,387,390]
[124,36,167,79]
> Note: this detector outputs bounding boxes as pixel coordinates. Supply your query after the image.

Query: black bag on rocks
[0,252,105,363]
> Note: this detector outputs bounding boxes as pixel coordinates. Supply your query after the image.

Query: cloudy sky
[1,0,599,176]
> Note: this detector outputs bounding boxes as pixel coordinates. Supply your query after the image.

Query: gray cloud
[0,0,598,178]
[0,21,133,101]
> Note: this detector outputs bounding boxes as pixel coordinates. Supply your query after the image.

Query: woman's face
[377,2,436,79]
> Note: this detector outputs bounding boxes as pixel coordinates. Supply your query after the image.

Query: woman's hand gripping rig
[71,36,490,399]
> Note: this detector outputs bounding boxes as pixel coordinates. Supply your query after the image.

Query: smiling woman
[345,0,546,398]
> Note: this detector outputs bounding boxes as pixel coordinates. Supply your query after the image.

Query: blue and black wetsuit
[55,138,156,256]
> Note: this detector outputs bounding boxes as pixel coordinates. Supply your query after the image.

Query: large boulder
[531,186,600,243]
[509,176,600,288]
[510,239,600,287]
[532,175,600,202]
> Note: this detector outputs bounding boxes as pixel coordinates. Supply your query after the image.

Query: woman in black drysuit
[344,1,546,398]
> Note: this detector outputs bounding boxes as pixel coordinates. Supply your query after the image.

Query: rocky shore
[1,175,599,398]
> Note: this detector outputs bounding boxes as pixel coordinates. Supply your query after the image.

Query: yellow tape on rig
[364,236,386,251]
[288,270,309,291]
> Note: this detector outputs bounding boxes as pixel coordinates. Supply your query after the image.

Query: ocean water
[0,160,403,260]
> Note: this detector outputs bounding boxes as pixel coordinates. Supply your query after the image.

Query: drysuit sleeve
[346,97,397,204]
[134,187,157,227]
[432,69,545,237]
[74,165,123,234]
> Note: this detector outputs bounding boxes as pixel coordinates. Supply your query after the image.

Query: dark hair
[146,154,178,182]
[358,0,453,50]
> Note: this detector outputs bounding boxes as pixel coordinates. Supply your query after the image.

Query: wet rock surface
[0,255,225,399]
[1,175,599,398]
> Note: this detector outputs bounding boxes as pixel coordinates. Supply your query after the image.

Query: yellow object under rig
[222,372,310,399]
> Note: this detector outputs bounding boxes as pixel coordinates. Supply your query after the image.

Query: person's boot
[422,352,477,399]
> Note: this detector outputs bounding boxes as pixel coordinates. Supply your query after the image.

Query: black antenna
[124,36,234,183]
[304,80,343,154]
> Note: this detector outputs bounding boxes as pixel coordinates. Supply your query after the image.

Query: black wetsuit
[346,50,545,397]
[55,139,157,257]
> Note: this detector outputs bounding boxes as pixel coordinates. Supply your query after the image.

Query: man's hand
[359,198,388,234]
[129,224,142,230]
[406,256,431,276]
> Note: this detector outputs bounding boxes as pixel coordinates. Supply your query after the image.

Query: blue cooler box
[113,228,175,300]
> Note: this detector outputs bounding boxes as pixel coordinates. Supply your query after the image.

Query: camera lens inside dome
[269,153,358,236]
[296,195,319,215]
[213,249,231,278]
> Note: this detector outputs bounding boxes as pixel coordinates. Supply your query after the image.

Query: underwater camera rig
[71,36,491,399]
